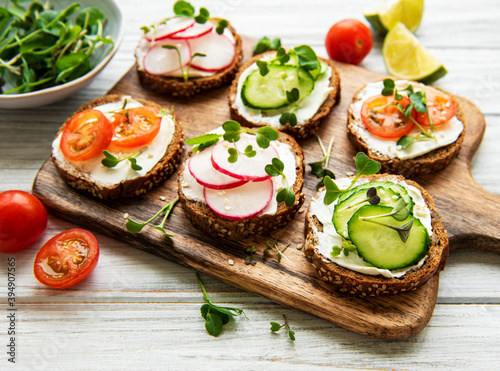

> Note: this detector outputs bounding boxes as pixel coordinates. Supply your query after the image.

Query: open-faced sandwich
[51,95,184,199]
[178,121,304,240]
[304,153,449,296]
[229,45,340,139]
[135,1,242,98]
[347,79,465,177]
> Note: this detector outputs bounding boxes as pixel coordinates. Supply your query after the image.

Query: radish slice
[189,148,247,190]
[189,32,236,72]
[211,137,279,181]
[204,179,274,221]
[145,18,195,41]
[143,39,191,75]
[171,21,214,39]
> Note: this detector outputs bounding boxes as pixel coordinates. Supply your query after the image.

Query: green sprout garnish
[270,315,295,341]
[265,158,296,208]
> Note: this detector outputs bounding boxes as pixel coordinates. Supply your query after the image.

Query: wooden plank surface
[31,35,499,339]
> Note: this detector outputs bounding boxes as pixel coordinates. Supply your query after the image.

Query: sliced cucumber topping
[347,205,429,270]
[333,186,401,238]
[241,65,314,110]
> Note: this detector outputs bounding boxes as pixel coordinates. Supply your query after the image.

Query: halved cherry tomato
[0,190,47,253]
[33,228,99,289]
[360,94,415,139]
[60,109,113,161]
[415,88,456,127]
[110,106,161,148]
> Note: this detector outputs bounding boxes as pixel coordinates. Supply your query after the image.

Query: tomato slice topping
[33,228,99,289]
[360,94,415,139]
[415,88,456,127]
[110,106,161,148]
[60,109,113,161]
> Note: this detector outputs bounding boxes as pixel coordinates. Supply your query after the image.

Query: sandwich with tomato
[347,79,465,177]
[51,95,184,199]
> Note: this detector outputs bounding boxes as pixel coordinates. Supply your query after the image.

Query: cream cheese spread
[232,53,333,128]
[52,96,175,187]
[348,80,464,160]
[308,176,432,278]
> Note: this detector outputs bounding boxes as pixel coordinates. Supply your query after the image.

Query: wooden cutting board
[32,37,500,340]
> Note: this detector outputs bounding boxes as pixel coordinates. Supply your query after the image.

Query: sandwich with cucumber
[229,45,340,139]
[304,158,448,296]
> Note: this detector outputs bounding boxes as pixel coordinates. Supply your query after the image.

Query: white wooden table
[1,0,500,369]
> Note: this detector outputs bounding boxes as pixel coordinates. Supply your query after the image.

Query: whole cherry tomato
[0,190,48,253]
[33,228,99,289]
[325,19,373,65]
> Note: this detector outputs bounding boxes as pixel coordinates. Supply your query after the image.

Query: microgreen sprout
[125,197,178,237]
[253,36,281,55]
[323,152,381,205]
[227,142,256,163]
[331,239,357,257]
[196,273,247,337]
[270,315,295,341]
[263,237,291,264]
[337,187,381,211]
[279,88,300,127]
[162,44,206,83]
[360,218,414,243]
[309,135,335,190]
[265,158,296,208]
[101,148,147,171]
[245,245,257,265]
[360,198,409,222]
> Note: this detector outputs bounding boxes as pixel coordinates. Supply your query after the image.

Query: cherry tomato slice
[415,88,457,127]
[111,106,161,148]
[360,94,415,139]
[60,109,113,161]
[0,190,47,253]
[33,228,99,289]
[325,19,373,65]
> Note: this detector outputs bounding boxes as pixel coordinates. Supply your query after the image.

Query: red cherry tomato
[0,190,48,253]
[33,228,99,289]
[360,94,415,139]
[325,19,373,65]
[60,109,113,161]
[415,88,457,127]
[110,106,161,148]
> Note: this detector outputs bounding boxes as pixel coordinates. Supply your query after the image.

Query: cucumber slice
[241,65,315,110]
[333,186,401,238]
[339,181,415,212]
[347,205,429,270]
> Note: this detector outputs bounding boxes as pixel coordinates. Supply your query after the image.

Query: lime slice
[382,22,447,84]
[364,0,424,34]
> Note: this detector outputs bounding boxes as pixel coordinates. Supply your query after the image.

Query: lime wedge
[382,22,447,84]
[365,0,424,34]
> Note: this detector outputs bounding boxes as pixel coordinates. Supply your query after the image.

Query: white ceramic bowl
[0,0,125,109]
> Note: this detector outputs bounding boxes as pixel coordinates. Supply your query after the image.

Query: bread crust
[228,51,341,140]
[178,131,305,240]
[51,95,184,200]
[347,81,466,178]
[304,174,449,297]
[136,21,243,98]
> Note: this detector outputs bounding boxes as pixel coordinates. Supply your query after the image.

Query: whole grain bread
[304,174,449,297]
[178,131,305,240]
[136,21,243,98]
[228,52,341,140]
[347,82,466,178]
[51,95,184,200]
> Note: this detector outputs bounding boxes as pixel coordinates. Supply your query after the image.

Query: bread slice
[304,174,449,297]
[178,131,305,240]
[136,21,243,98]
[51,95,184,200]
[347,81,466,178]
[228,52,341,140]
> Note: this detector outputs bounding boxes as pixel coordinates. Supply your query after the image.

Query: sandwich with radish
[135,1,243,98]
[229,45,340,139]
[51,95,184,200]
[178,121,305,240]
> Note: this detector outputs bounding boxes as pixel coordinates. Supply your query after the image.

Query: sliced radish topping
[189,148,248,190]
[211,137,279,181]
[171,21,214,39]
[204,179,274,221]
[189,32,236,72]
[143,39,191,75]
[145,18,195,41]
